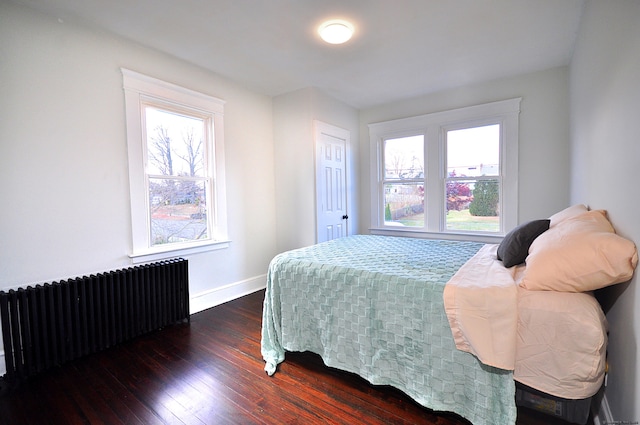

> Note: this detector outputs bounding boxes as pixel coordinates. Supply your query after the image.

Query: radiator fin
[0,258,189,384]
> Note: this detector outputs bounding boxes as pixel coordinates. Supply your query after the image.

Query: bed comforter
[261,235,517,425]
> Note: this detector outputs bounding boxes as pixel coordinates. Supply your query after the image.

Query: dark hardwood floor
[0,289,591,425]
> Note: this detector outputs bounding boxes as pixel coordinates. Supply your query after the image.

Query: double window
[122,69,228,262]
[370,98,520,240]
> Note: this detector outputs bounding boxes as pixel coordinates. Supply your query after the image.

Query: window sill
[129,239,231,264]
[369,227,503,244]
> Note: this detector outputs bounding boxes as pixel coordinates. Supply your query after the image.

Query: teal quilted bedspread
[261,235,516,424]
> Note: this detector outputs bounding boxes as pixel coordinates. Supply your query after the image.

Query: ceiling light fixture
[318,19,354,44]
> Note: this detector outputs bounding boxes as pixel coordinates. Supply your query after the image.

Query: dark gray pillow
[497,219,550,268]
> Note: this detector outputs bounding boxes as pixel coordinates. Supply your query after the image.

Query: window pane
[384,183,424,227]
[145,107,205,177]
[384,136,424,179]
[149,178,209,245]
[445,179,499,232]
[447,125,499,177]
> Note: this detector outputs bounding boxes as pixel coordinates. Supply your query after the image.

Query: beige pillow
[549,203,588,227]
[520,210,638,292]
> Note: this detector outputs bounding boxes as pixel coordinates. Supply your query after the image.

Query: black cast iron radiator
[0,258,189,384]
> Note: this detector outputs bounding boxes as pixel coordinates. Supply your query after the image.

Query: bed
[261,206,637,424]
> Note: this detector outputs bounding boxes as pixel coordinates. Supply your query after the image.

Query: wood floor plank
[0,289,590,425]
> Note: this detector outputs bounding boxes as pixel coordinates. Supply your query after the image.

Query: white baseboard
[592,392,613,425]
[189,274,266,315]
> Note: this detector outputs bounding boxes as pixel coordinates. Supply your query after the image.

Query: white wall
[0,4,277,322]
[570,0,640,420]
[358,66,572,234]
[273,87,359,253]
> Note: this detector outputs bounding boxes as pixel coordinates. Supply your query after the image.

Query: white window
[369,98,520,242]
[122,69,228,263]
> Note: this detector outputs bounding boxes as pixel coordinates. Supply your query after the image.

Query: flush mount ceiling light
[318,19,354,44]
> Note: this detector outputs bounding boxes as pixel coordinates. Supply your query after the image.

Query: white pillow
[549,204,588,227]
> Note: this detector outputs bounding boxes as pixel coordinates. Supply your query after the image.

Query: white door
[315,121,349,243]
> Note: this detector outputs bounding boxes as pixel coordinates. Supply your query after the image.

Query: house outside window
[369,98,521,242]
[122,69,229,263]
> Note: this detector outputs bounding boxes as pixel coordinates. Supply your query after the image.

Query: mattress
[261,235,517,425]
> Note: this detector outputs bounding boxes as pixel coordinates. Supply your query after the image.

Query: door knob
[342,215,349,220]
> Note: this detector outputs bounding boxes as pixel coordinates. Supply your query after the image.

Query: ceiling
[11,0,586,109]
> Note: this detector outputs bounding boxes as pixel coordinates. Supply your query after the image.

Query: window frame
[369,98,521,243]
[122,69,229,263]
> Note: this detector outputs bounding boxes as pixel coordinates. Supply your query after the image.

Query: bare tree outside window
[145,107,210,246]
[148,125,174,176]
[177,127,203,177]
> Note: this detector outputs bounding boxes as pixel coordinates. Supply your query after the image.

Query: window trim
[122,69,229,263]
[369,98,521,241]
